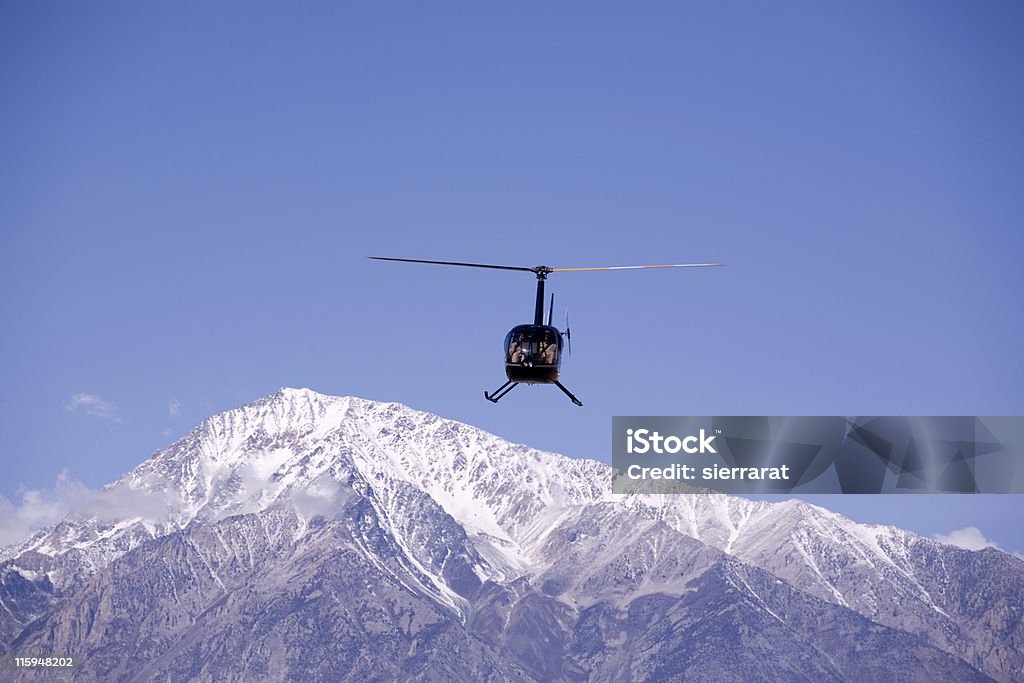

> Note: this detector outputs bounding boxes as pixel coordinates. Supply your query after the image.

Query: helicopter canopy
[504,324,562,366]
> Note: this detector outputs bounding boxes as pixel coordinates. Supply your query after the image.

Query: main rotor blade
[551,263,724,272]
[369,256,536,273]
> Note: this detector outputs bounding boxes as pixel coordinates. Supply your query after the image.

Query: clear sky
[2,2,1023,552]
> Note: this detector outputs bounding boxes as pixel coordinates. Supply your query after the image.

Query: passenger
[539,333,556,364]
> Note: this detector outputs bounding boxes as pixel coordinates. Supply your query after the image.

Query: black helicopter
[370,257,724,406]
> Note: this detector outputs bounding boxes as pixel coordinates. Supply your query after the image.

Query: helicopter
[370,257,724,406]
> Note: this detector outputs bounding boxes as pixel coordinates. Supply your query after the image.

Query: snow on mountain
[0,387,1006,608]
[3,389,607,582]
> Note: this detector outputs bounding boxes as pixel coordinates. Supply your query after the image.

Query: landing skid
[553,380,583,407]
[485,379,583,406]
[484,380,519,403]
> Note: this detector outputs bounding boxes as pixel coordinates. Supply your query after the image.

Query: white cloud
[168,398,181,418]
[0,472,78,546]
[0,470,183,548]
[291,479,351,520]
[933,526,1003,552]
[66,393,122,422]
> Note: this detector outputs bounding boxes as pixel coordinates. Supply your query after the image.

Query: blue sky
[2,2,1023,552]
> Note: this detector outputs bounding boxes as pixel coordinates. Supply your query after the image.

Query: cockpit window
[505,326,561,365]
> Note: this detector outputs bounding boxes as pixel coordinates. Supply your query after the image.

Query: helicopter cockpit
[504,325,563,383]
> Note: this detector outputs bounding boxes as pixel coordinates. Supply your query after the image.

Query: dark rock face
[0,389,1020,681]
[0,566,56,649]
[0,507,991,683]
[8,509,513,682]
[4,507,995,683]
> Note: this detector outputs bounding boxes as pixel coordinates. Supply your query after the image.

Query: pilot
[509,333,525,363]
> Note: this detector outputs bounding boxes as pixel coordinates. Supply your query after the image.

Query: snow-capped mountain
[1,388,1021,681]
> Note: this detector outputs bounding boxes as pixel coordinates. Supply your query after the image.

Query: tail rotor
[562,309,572,357]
